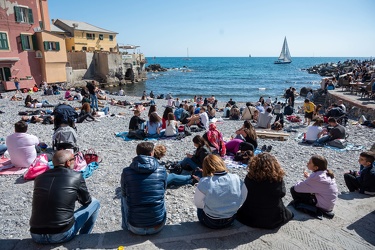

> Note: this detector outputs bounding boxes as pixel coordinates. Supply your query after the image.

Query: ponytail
[326,169,335,179]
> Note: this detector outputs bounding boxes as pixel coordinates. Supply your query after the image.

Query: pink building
[0,0,44,90]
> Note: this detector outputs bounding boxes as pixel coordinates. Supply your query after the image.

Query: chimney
[51,19,55,24]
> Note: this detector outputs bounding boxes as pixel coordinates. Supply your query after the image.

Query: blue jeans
[179,157,200,170]
[121,197,166,235]
[316,135,331,145]
[31,198,100,244]
[90,94,98,111]
[167,173,192,186]
[101,107,109,115]
[197,208,235,229]
[0,144,7,155]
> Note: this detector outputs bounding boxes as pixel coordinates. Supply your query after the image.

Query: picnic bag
[83,149,100,164]
[24,154,50,180]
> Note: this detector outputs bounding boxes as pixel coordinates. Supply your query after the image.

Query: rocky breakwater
[304,59,372,77]
[145,64,168,72]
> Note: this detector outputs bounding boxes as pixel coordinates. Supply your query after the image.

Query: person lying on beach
[290,155,338,218]
[154,144,197,187]
[97,89,108,100]
[26,100,55,108]
[344,151,375,195]
[21,115,54,124]
[10,95,23,101]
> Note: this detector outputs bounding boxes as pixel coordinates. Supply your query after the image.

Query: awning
[0,57,20,62]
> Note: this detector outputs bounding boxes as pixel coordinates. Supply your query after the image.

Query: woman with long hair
[234,120,258,149]
[236,153,293,229]
[161,106,174,129]
[291,155,338,215]
[145,112,162,138]
[304,119,324,143]
[194,154,246,229]
[164,112,178,137]
[179,135,211,171]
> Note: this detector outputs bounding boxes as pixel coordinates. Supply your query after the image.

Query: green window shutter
[14,6,21,22]
[55,42,60,51]
[20,34,27,50]
[32,34,38,50]
[0,33,9,50]
[44,41,49,50]
[28,9,34,24]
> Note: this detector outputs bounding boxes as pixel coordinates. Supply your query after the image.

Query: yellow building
[52,19,118,52]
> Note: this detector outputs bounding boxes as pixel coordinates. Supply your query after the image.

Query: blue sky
[48,0,375,57]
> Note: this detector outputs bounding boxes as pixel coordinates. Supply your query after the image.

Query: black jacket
[191,145,211,167]
[236,177,293,229]
[359,165,375,193]
[30,167,91,234]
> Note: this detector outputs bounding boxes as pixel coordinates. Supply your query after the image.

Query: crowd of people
[0,85,374,245]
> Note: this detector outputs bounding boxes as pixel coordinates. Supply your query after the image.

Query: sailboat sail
[275,37,292,64]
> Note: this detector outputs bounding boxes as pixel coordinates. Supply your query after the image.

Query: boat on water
[183,48,191,61]
[274,37,292,64]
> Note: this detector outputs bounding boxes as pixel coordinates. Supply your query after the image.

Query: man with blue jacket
[121,142,168,235]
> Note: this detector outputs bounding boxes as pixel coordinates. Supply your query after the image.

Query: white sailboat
[183,48,191,60]
[274,37,292,64]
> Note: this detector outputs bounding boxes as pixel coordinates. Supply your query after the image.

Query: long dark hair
[243,120,257,140]
[148,105,157,117]
[149,112,161,125]
[311,155,334,179]
[192,135,210,150]
[162,106,173,120]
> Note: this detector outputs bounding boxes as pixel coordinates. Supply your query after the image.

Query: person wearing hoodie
[121,142,168,235]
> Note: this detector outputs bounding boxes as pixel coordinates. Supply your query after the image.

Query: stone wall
[327,92,375,120]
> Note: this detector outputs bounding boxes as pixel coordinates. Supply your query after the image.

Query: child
[164,113,178,137]
[344,151,375,195]
[291,155,338,218]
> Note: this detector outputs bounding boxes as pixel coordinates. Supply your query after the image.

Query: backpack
[52,104,78,130]
[52,126,79,152]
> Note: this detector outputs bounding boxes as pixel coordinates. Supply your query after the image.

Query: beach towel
[223,149,262,168]
[0,157,27,175]
[115,132,158,141]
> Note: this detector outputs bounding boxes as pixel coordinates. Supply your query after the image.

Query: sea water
[111,57,368,103]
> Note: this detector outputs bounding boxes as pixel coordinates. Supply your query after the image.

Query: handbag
[24,154,50,180]
[83,149,101,164]
[74,151,87,171]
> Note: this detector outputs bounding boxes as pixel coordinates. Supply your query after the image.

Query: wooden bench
[256,130,290,141]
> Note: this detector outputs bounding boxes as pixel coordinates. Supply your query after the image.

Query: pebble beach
[0,90,374,249]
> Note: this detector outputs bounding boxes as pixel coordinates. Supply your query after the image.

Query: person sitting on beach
[291,155,338,218]
[129,110,146,131]
[207,95,215,104]
[174,104,185,121]
[161,106,174,129]
[257,107,273,129]
[178,135,211,172]
[255,102,264,113]
[227,98,236,106]
[233,120,258,149]
[167,97,175,107]
[258,96,265,106]
[241,102,256,120]
[149,91,154,99]
[202,123,226,157]
[223,103,231,118]
[312,104,323,121]
[145,112,162,138]
[315,117,346,146]
[154,144,197,187]
[29,150,100,244]
[236,152,293,229]
[194,154,246,229]
[174,97,180,107]
[344,151,375,195]
[65,90,73,101]
[229,106,240,120]
[76,103,97,123]
[24,95,38,106]
[212,99,218,110]
[206,104,216,119]
[73,91,83,102]
[121,142,167,235]
[187,106,209,130]
[148,105,162,119]
[164,112,178,137]
[6,121,39,168]
[303,99,315,126]
[304,119,324,144]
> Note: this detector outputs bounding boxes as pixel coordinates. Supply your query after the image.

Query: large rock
[146,64,168,72]
[300,87,312,97]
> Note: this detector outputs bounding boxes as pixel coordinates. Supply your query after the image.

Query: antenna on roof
[72,23,78,28]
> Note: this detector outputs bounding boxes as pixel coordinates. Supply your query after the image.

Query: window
[109,35,113,41]
[43,41,60,51]
[0,32,9,50]
[86,33,95,40]
[20,34,32,50]
[82,46,87,51]
[99,34,103,40]
[14,6,34,24]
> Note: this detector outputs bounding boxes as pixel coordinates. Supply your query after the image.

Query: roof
[50,24,66,33]
[55,19,118,34]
